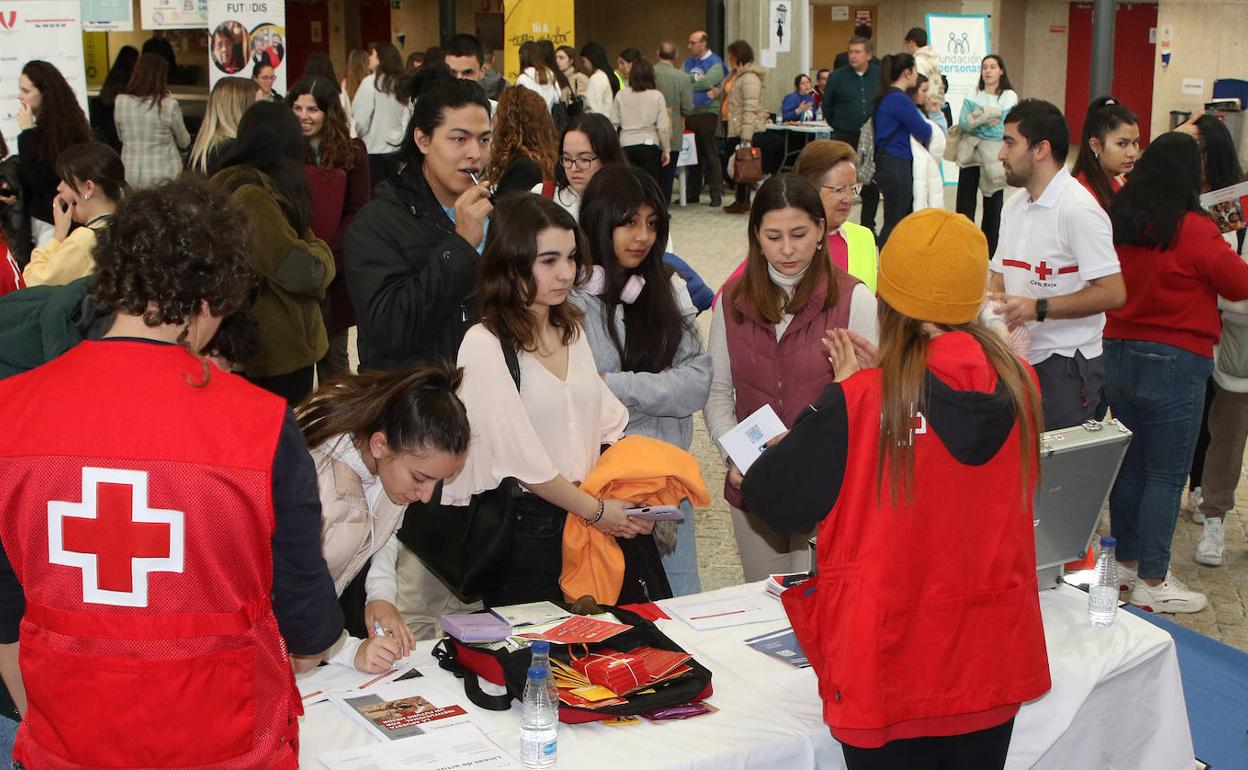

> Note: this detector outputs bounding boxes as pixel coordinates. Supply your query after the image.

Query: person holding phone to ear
[23,143,126,287]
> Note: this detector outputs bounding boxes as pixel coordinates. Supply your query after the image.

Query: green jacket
[654,60,695,151]
[0,276,100,381]
[823,62,881,134]
[211,167,335,378]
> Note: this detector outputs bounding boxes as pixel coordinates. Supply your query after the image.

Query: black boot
[708,186,722,207]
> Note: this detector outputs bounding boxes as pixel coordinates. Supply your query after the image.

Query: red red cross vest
[782,346,1051,735]
[722,269,859,509]
[0,340,299,769]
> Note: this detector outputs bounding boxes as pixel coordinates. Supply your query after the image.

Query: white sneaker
[1186,488,1205,524]
[1116,561,1138,594]
[1194,518,1226,567]
[1128,572,1208,614]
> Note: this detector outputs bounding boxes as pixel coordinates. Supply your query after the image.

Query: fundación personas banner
[926,13,990,185]
[208,0,288,94]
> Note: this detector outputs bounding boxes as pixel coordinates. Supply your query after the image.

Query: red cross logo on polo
[1035,261,1053,281]
[47,467,185,607]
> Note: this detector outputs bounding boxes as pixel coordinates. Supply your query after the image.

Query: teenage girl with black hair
[1072,96,1140,210]
[871,52,930,245]
[580,41,619,115]
[572,165,711,595]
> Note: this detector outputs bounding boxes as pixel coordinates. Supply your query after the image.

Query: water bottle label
[541,740,556,757]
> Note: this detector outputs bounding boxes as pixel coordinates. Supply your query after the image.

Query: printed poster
[502,0,574,82]
[141,0,208,30]
[1201,181,1248,234]
[927,13,990,185]
[82,0,134,31]
[207,0,287,93]
[769,1,791,54]
[0,2,88,155]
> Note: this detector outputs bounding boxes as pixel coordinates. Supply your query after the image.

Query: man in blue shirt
[683,30,726,207]
[824,36,881,236]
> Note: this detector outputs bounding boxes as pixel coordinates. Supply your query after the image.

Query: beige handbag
[943,125,962,163]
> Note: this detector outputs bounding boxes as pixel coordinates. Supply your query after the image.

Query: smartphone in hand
[624,505,684,522]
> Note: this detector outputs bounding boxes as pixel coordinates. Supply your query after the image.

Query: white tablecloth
[299,583,1193,769]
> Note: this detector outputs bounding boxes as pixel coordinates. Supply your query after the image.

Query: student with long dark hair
[871,53,930,245]
[213,101,335,404]
[955,54,1017,253]
[742,209,1050,769]
[532,112,627,220]
[23,143,126,287]
[1104,132,1248,614]
[289,77,371,383]
[556,45,589,98]
[345,68,493,371]
[93,45,138,151]
[580,41,618,115]
[9,61,92,257]
[1072,97,1140,210]
[515,40,561,110]
[444,193,650,606]
[706,174,877,581]
[572,166,711,595]
[114,52,191,188]
[354,41,409,186]
[297,363,469,661]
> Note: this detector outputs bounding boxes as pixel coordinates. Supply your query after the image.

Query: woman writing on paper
[742,209,1050,769]
[297,364,470,670]
[705,173,876,582]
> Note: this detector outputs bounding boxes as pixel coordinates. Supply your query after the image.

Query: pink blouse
[442,323,628,505]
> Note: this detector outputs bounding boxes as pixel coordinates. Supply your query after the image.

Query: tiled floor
[670,192,1248,653]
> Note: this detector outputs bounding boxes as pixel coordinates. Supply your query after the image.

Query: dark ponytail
[874,52,916,113]
[296,363,471,456]
[1071,96,1138,209]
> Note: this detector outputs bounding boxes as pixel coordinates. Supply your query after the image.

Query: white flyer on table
[319,723,520,770]
[717,404,787,474]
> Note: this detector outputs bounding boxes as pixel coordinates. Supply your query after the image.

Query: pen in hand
[373,620,393,639]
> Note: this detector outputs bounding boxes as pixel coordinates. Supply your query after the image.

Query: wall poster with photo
[207,0,287,92]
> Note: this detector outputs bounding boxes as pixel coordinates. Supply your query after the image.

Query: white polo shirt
[990,166,1120,365]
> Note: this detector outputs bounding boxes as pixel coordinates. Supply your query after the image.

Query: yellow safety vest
[840,221,879,294]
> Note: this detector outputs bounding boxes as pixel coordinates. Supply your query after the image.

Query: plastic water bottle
[528,640,559,703]
[1088,536,1119,627]
[521,666,558,769]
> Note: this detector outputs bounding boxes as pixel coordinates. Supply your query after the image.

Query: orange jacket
[560,435,710,603]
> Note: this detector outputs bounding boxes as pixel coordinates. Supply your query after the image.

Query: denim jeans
[659,499,703,597]
[874,150,914,246]
[0,715,16,759]
[1105,339,1214,579]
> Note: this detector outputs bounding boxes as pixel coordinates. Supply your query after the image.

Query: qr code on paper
[745,425,764,443]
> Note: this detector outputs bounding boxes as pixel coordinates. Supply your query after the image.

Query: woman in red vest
[742,209,1051,769]
[705,173,877,582]
[0,178,342,768]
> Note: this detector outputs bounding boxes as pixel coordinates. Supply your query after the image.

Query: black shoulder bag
[396,339,523,598]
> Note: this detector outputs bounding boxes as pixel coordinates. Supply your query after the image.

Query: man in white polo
[989,99,1126,429]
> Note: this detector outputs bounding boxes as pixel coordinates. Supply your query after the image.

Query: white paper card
[489,600,570,628]
[760,49,778,69]
[718,404,786,474]
[664,592,788,631]
[319,723,520,770]
[1182,78,1205,96]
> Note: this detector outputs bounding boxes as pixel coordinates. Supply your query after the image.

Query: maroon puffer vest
[723,269,861,509]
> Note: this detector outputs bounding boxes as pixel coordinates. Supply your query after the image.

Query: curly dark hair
[92,178,256,327]
[21,61,92,164]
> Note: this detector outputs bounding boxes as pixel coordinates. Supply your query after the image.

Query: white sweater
[911,117,946,211]
[351,73,411,155]
[584,69,614,115]
[515,67,561,110]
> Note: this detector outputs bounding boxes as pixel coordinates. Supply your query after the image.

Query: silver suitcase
[1034,419,1133,588]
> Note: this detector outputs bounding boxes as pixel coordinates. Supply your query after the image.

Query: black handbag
[395,340,523,597]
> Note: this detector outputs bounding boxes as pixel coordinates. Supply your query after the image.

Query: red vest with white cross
[0,340,299,770]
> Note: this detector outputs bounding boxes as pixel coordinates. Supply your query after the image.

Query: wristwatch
[1035,298,1049,322]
